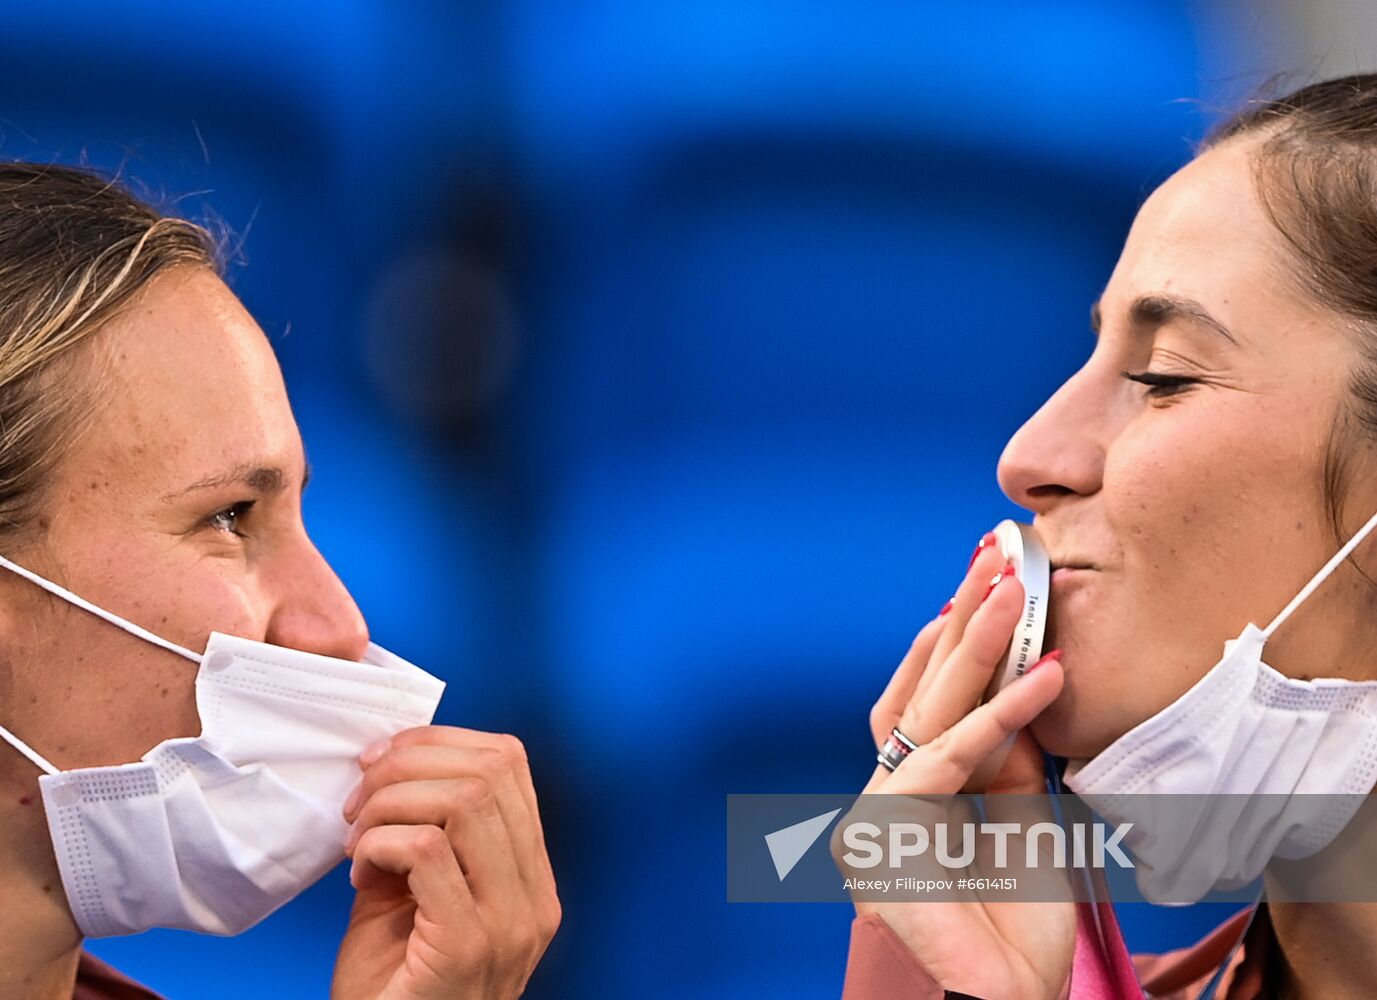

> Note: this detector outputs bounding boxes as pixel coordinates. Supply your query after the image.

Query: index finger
[366,726,544,842]
[917,540,1010,703]
[870,614,948,747]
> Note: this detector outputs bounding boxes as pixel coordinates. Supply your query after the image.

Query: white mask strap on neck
[0,554,200,663]
[0,724,59,775]
[1262,507,1377,640]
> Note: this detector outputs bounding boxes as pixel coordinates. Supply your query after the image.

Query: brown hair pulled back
[1206,75,1377,544]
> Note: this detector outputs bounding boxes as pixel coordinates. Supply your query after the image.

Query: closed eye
[1120,370,1200,397]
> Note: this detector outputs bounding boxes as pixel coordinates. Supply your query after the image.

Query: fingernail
[359,737,390,768]
[343,781,362,820]
[345,822,360,851]
[981,561,1016,603]
[938,598,954,617]
[966,531,998,570]
[1026,648,1063,675]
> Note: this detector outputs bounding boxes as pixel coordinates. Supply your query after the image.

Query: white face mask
[1062,508,1377,904]
[0,554,445,938]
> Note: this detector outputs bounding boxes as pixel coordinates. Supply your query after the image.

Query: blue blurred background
[0,0,1353,996]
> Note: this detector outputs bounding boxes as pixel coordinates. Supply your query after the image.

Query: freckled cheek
[1097,426,1240,614]
[1102,442,1195,555]
[161,580,265,651]
[78,569,259,650]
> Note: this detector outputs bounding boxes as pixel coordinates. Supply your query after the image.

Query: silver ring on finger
[876,727,921,772]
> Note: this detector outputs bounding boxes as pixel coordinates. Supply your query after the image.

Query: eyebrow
[1090,294,1238,346]
[161,459,313,502]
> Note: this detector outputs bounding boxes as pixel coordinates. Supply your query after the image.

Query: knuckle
[989,698,1020,734]
[897,701,923,735]
[454,776,495,811]
[949,746,979,776]
[349,800,378,833]
[494,732,528,768]
[539,891,563,938]
[505,922,540,959]
[868,703,888,735]
[360,778,399,811]
[353,825,382,853]
[933,729,977,774]
[924,729,953,759]
[353,825,395,862]
[475,746,508,781]
[412,825,451,858]
[440,783,468,814]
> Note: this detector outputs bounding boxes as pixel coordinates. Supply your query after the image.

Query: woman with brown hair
[0,165,559,999]
[839,74,1377,999]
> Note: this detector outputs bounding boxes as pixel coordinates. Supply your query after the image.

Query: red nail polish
[966,531,998,570]
[981,561,1015,603]
[1027,648,1063,674]
[938,598,954,617]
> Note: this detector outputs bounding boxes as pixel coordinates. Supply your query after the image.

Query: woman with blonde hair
[0,164,559,999]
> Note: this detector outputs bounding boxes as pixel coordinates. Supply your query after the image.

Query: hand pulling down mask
[0,554,446,937]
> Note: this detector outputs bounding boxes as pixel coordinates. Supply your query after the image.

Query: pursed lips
[1050,564,1097,589]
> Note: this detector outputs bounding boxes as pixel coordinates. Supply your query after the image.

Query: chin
[1028,711,1080,757]
[1031,619,1115,758]
[1027,681,1108,760]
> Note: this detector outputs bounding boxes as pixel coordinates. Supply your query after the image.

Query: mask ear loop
[1262,507,1377,641]
[0,724,60,776]
[0,554,200,663]
[0,553,202,775]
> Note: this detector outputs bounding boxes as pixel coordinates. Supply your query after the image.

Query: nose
[996,363,1109,515]
[262,535,371,661]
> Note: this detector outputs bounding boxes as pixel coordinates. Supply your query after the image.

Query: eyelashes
[1120,369,1201,398]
